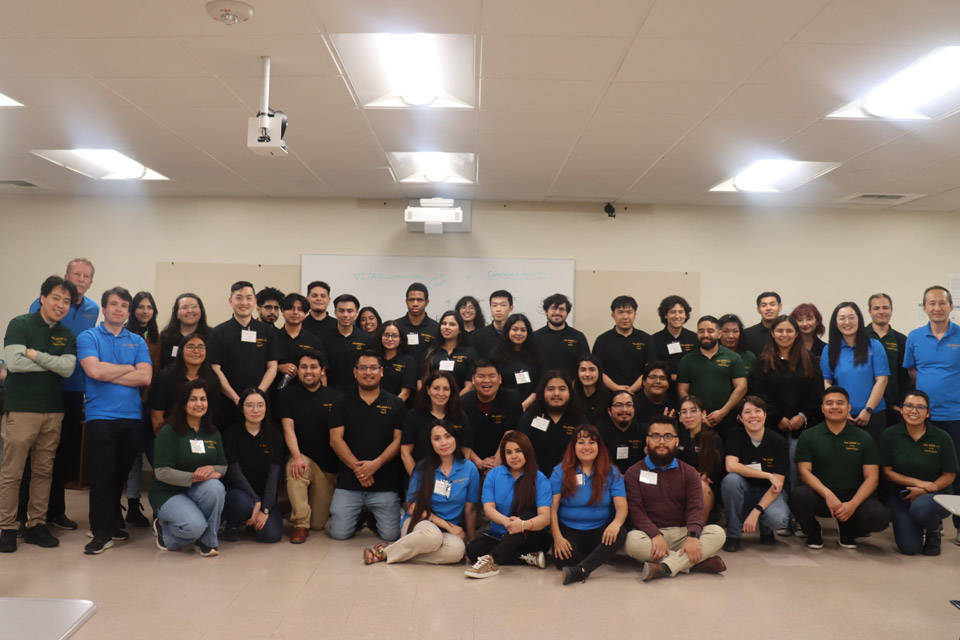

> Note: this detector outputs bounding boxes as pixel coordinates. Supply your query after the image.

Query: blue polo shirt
[551,463,626,530]
[404,458,479,526]
[77,323,151,421]
[481,465,552,537]
[30,295,99,392]
[643,454,679,471]
[820,339,889,414]
[904,322,960,421]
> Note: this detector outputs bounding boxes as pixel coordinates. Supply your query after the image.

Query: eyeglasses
[678,409,700,416]
[612,402,634,410]
[183,344,206,352]
[902,403,929,412]
[382,333,401,340]
[356,365,381,372]
[647,433,677,442]
[243,402,266,410]
[645,375,668,382]
[178,304,200,311]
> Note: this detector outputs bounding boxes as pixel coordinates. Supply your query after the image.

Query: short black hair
[923,285,953,306]
[355,349,382,367]
[697,315,719,328]
[657,295,691,324]
[739,395,767,414]
[297,348,327,369]
[406,283,428,299]
[490,290,513,305]
[609,390,634,405]
[647,416,678,434]
[867,293,892,310]
[473,357,500,374]
[307,280,330,296]
[101,286,132,307]
[823,385,850,401]
[542,293,572,313]
[756,291,781,306]
[231,280,255,294]
[333,293,359,309]
[281,293,308,311]
[902,389,930,406]
[256,287,285,306]
[642,360,671,379]
[610,295,637,312]
[40,276,77,305]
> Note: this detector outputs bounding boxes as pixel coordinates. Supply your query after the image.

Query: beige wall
[0,195,952,343]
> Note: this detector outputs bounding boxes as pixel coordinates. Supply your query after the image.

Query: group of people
[1,259,957,586]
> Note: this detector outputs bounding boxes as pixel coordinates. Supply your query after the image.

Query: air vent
[0,180,39,188]
[836,192,925,206]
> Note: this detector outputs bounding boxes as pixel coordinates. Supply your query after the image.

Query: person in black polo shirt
[598,391,646,474]
[652,295,697,380]
[321,294,373,392]
[573,355,610,425]
[374,321,418,403]
[158,293,211,371]
[302,280,337,338]
[328,351,406,541]
[634,361,677,426]
[790,386,889,550]
[461,359,523,472]
[400,370,476,474]
[274,293,325,391]
[208,281,280,427]
[533,293,589,379]
[720,396,790,552]
[492,314,545,409]
[742,291,782,356]
[255,286,284,328]
[469,290,514,360]
[865,293,909,428]
[421,310,477,395]
[280,349,343,544]
[591,295,657,394]
[517,371,587,477]
[393,283,439,366]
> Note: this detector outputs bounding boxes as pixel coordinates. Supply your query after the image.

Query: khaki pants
[287,455,336,530]
[385,518,465,565]
[624,524,726,575]
[0,412,63,529]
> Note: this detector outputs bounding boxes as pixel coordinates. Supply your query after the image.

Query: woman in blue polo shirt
[464,431,553,578]
[363,419,479,565]
[821,302,889,444]
[550,424,628,585]
[880,390,959,556]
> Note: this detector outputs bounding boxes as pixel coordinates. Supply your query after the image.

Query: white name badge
[639,470,658,485]
[434,479,452,499]
[189,439,206,454]
[241,329,257,343]
[617,446,629,460]
[170,345,179,357]
[515,371,531,385]
[576,473,585,486]
[531,416,550,432]
[407,333,420,346]
[747,462,763,471]
[439,359,456,372]
[667,341,682,355]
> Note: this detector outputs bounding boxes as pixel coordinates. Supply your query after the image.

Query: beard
[699,337,718,350]
[648,447,676,467]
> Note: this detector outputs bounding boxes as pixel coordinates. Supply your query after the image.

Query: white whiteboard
[300,255,575,329]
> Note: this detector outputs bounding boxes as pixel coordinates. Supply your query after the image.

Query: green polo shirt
[865,324,904,408]
[2,312,76,413]
[148,424,227,511]
[676,345,746,412]
[880,423,959,491]
[795,421,879,493]
[738,349,756,378]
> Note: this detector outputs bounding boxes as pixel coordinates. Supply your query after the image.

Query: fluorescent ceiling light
[386,151,475,184]
[0,92,23,107]
[827,46,960,120]
[711,160,839,193]
[31,149,168,181]
[379,34,440,106]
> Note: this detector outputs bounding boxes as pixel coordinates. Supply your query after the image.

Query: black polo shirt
[652,327,698,376]
[574,386,611,425]
[279,382,344,473]
[497,350,543,401]
[321,327,374,392]
[382,353,418,396]
[462,387,524,459]
[517,409,588,477]
[469,324,502,360]
[599,416,646,474]
[401,408,474,463]
[394,315,439,365]
[275,326,325,366]
[425,345,477,391]
[207,317,280,395]
[749,359,823,436]
[301,313,337,339]
[634,392,677,428]
[678,429,724,486]
[865,323,908,410]
[725,425,790,488]
[223,423,283,499]
[533,324,590,378]
[336,388,406,492]
[742,323,770,356]
[591,327,657,387]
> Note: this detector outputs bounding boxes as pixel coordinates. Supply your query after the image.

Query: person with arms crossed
[533,293,589,379]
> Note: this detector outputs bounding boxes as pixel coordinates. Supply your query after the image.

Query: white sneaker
[464,554,500,579]
[520,551,546,569]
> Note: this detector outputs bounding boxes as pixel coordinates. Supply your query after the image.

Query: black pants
[554,523,628,575]
[17,391,85,521]
[85,419,141,536]
[466,529,551,565]
[789,485,889,538]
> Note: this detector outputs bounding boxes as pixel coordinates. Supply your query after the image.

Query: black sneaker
[86,529,130,541]
[195,540,219,557]
[805,526,824,549]
[153,519,168,551]
[759,531,776,546]
[125,498,151,528]
[922,529,941,556]
[222,524,242,542]
[24,524,60,548]
[46,514,78,530]
[0,529,18,553]
[84,534,114,555]
[561,565,587,585]
[837,527,857,550]
[722,537,741,552]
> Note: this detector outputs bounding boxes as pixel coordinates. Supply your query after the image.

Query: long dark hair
[171,378,215,437]
[408,419,464,528]
[355,306,382,332]
[422,310,467,368]
[456,296,486,329]
[828,302,869,369]
[237,387,279,452]
[127,291,159,345]
[560,424,615,505]
[757,315,815,377]
[529,370,580,417]
[374,320,409,358]
[491,313,540,368]
[679,395,722,479]
[414,370,464,419]
[169,333,219,411]
[160,292,210,344]
[573,355,604,394]
[499,430,539,516]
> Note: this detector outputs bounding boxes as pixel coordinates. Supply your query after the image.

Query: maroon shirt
[624,457,704,537]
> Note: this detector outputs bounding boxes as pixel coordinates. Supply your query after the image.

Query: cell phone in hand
[900,488,911,498]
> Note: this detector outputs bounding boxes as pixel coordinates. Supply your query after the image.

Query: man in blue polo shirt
[77,287,152,554]
[904,285,960,543]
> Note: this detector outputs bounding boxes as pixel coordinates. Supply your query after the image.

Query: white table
[933,494,960,516]
[0,598,97,639]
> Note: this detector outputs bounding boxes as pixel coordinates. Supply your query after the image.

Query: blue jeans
[721,472,789,539]
[328,489,401,541]
[931,419,960,528]
[157,479,225,550]
[889,493,950,555]
[223,487,283,543]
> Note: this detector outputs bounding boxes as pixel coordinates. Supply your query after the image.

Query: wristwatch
[261,508,270,515]
[754,504,765,514]
[687,530,700,539]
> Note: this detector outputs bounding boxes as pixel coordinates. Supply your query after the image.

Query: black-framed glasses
[647,433,677,442]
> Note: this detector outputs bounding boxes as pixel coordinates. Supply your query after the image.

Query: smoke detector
[205,1,254,26]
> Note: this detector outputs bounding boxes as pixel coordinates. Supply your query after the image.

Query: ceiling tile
[148,0,321,37]
[219,76,356,112]
[44,38,209,78]
[794,0,960,45]
[294,133,388,174]
[477,135,571,182]
[617,39,780,83]
[481,0,654,37]
[482,35,631,81]
[775,119,922,162]
[0,0,163,38]
[639,0,831,41]
[365,109,476,152]
[480,78,605,111]
[102,77,241,108]
[0,39,84,78]
[309,0,477,33]
[0,77,130,109]
[598,82,732,115]
[870,157,960,194]
[478,109,590,136]
[178,35,339,78]
[713,83,845,118]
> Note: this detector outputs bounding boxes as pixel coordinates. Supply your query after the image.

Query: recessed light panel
[711,160,839,193]
[31,149,168,180]
[0,92,23,107]
[386,152,475,183]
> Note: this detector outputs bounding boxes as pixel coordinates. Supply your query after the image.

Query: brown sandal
[363,542,388,564]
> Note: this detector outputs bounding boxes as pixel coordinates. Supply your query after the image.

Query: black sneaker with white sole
[84,534,114,555]
[195,540,219,557]
[153,519,168,550]
[24,524,59,548]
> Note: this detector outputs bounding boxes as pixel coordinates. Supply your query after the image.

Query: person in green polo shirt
[880,390,958,556]
[790,386,889,550]
[865,293,908,429]
[0,276,78,553]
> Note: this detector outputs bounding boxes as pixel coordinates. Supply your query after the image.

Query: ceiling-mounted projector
[404,198,471,234]
[248,55,288,156]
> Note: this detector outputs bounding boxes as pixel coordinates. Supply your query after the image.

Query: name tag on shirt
[576,473,585,486]
[531,416,550,432]
[667,341,682,355]
[241,330,257,343]
[434,479,451,499]
[515,371,531,384]
[170,345,179,357]
[747,462,763,471]
[616,446,629,460]
[407,333,420,346]
[640,470,658,485]
[439,359,455,372]
[190,439,206,454]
